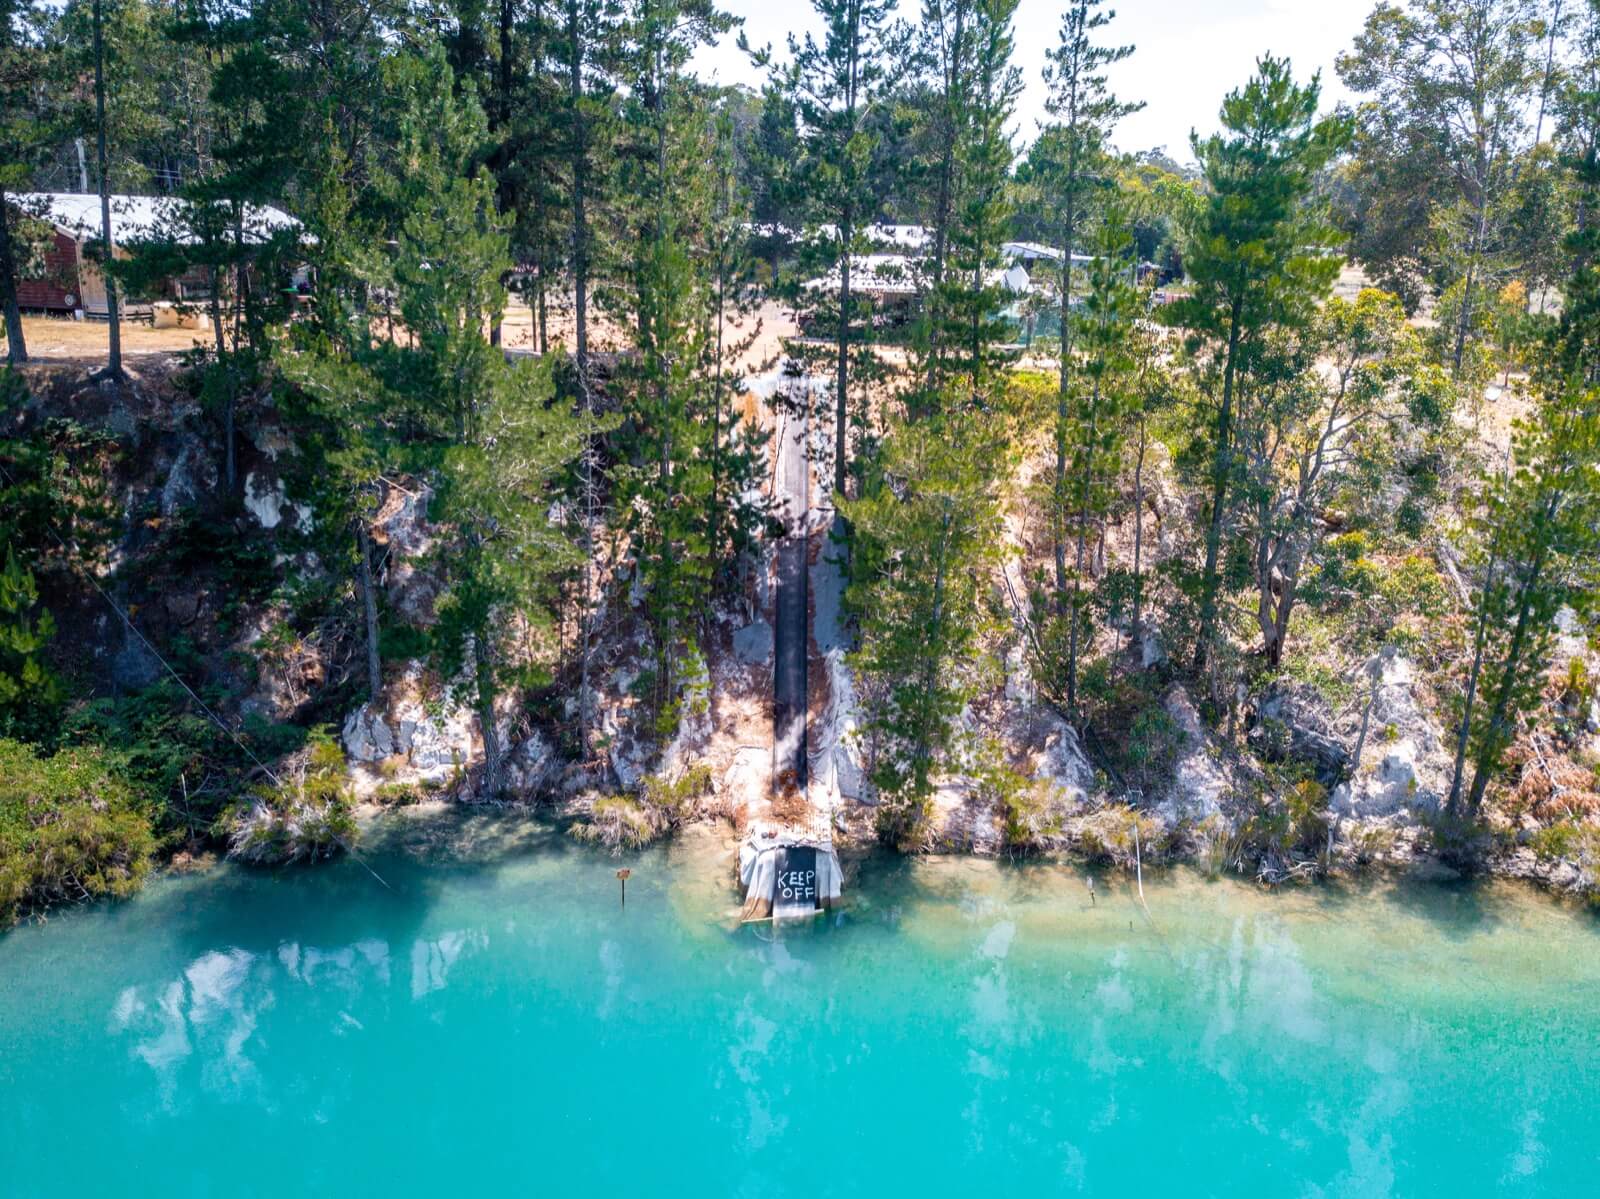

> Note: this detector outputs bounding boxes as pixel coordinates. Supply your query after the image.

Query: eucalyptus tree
[1239,290,1416,669]
[1551,0,1600,378]
[1339,0,1541,376]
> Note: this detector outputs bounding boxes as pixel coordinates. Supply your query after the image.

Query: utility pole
[93,0,122,379]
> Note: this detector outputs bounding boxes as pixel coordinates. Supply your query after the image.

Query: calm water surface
[2,810,1598,1197]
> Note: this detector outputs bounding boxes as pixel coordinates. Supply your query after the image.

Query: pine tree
[1034,0,1140,616]
[558,0,622,762]
[1449,372,1600,813]
[910,0,1021,411]
[0,549,62,744]
[1047,203,1139,713]
[1240,289,1415,669]
[754,0,903,499]
[1168,56,1349,672]
[842,408,1009,840]
[0,0,62,364]
[378,56,586,795]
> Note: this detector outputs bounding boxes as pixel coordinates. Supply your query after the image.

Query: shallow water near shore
[3,809,1598,1197]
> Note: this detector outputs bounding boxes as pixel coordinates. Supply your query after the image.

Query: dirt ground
[9,313,213,363]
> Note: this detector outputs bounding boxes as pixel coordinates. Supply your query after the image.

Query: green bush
[1528,819,1592,861]
[572,765,714,855]
[218,729,357,864]
[63,682,307,838]
[0,739,156,925]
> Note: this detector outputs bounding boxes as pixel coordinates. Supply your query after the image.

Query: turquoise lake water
[3,810,1599,1197]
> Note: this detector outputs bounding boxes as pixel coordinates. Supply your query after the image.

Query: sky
[690,0,1380,164]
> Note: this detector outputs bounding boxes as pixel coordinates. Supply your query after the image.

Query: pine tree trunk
[0,193,27,364]
[357,516,383,702]
[1448,545,1498,813]
[1066,376,1099,713]
[93,0,122,380]
[569,0,597,763]
[1466,554,1549,812]
[911,508,953,795]
[835,216,852,498]
[1052,201,1076,616]
[475,631,503,798]
[1132,412,1147,645]
[1195,294,1244,670]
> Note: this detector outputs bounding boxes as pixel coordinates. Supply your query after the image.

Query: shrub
[571,765,713,855]
[1232,777,1332,883]
[874,792,936,853]
[0,550,63,744]
[1528,819,1591,861]
[218,729,356,864]
[974,747,1062,855]
[63,682,308,838]
[1076,803,1165,869]
[998,780,1064,855]
[1076,662,1183,792]
[373,781,426,806]
[0,739,156,924]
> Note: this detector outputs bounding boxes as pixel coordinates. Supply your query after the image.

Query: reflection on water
[2,812,1598,1197]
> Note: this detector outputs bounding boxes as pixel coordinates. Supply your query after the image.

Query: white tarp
[739,836,842,921]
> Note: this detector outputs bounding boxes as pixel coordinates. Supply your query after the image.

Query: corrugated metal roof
[10,192,300,247]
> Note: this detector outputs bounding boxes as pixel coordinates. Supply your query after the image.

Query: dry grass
[11,313,212,362]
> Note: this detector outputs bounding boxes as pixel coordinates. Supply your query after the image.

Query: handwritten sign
[773,846,818,919]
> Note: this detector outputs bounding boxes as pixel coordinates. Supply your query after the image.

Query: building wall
[14,229,83,312]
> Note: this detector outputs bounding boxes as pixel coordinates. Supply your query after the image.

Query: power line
[0,452,393,889]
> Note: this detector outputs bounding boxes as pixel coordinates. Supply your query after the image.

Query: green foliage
[0,739,156,925]
[1041,203,1143,711]
[1528,818,1593,862]
[0,373,119,569]
[1076,659,1183,793]
[1075,803,1164,869]
[219,729,356,864]
[1454,369,1600,812]
[63,682,305,838]
[844,409,1009,808]
[1166,54,1351,664]
[0,548,62,742]
[571,765,713,855]
[978,744,1062,856]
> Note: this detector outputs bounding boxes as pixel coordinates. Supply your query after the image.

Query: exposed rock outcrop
[1332,652,1451,817]
[1249,680,1349,785]
[342,662,478,784]
[1160,684,1236,825]
[378,485,440,626]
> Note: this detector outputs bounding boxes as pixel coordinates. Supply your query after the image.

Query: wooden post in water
[617,868,631,908]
